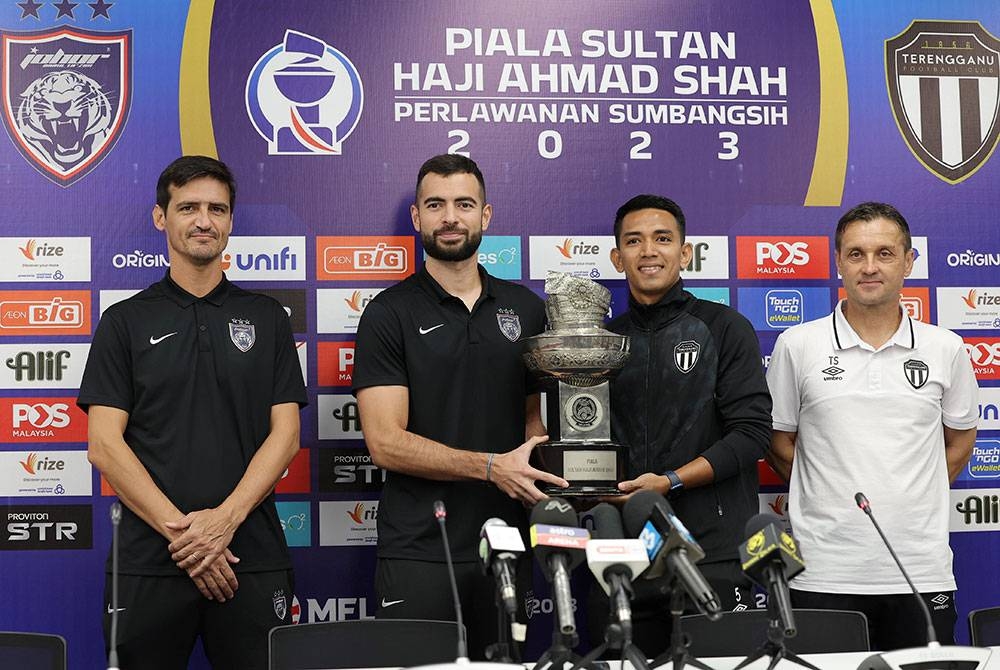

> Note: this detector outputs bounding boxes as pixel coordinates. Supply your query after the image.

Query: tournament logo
[673,340,700,374]
[886,20,1000,184]
[903,358,929,389]
[246,30,363,155]
[497,309,521,342]
[1,27,131,186]
[229,319,256,353]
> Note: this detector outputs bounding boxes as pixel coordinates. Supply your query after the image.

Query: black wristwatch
[664,470,684,498]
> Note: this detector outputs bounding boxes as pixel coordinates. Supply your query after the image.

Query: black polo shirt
[352,265,544,562]
[78,272,308,576]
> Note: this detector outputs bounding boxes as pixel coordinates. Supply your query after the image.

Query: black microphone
[529,497,589,637]
[622,490,722,620]
[585,503,649,637]
[433,500,469,662]
[479,518,524,618]
[855,492,937,646]
[739,513,804,637]
[108,501,122,670]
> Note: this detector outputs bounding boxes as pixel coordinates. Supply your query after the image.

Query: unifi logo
[222,246,298,272]
[19,453,65,475]
[346,503,377,524]
[962,289,1000,310]
[18,240,64,261]
[556,238,600,259]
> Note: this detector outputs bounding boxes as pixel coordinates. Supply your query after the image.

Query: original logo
[736,237,830,279]
[947,249,1000,268]
[886,20,1000,184]
[1,27,131,186]
[903,359,929,389]
[1,504,92,550]
[229,319,256,353]
[246,29,363,155]
[497,309,521,341]
[673,340,700,374]
[316,236,414,281]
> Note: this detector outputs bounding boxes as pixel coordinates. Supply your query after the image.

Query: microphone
[739,513,804,637]
[622,490,722,620]
[585,503,649,635]
[108,501,122,670]
[433,500,468,662]
[529,497,589,637]
[479,518,524,618]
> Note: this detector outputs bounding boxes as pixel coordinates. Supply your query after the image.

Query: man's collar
[417,264,493,304]
[158,270,231,307]
[832,299,915,351]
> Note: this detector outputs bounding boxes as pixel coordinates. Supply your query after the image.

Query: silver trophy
[523,273,630,495]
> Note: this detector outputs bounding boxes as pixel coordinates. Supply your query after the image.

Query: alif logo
[1,505,92,550]
[955,493,1000,525]
[5,350,71,381]
[886,20,1000,184]
[333,399,360,433]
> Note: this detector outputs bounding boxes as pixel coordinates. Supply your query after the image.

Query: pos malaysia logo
[246,30,363,155]
[1,27,132,186]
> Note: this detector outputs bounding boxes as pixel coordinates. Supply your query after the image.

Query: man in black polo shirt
[78,156,307,669]
[353,154,567,659]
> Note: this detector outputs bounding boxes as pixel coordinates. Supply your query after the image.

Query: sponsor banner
[0,344,89,389]
[276,501,312,548]
[275,448,311,494]
[681,236,730,279]
[318,500,378,546]
[954,440,1000,483]
[735,236,830,279]
[221,236,306,281]
[296,341,307,386]
[99,289,140,315]
[316,236,414,281]
[837,287,931,323]
[0,237,91,282]
[981,387,1000,431]
[0,290,91,335]
[317,341,354,387]
[108,248,169,273]
[318,447,385,493]
[951,488,1000,533]
[293,594,375,623]
[936,288,1000,330]
[910,237,929,280]
[758,493,789,520]
[0,397,88,443]
[687,286,730,305]
[946,248,1000,271]
[318,394,363,440]
[0,450,92,497]
[0,504,92,550]
[737,287,831,331]
[476,235,522,279]
[254,288,308,333]
[965,337,1000,381]
[316,288,383,334]
[528,235,621,280]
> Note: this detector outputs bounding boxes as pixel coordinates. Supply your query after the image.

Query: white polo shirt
[767,301,979,594]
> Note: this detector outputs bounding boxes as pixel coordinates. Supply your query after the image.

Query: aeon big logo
[246,30,363,155]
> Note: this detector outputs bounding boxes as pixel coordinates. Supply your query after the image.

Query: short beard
[422,228,482,262]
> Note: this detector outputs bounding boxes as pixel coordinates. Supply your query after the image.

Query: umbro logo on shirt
[821,365,844,381]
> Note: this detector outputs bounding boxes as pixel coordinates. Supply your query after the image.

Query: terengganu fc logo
[246,30,363,155]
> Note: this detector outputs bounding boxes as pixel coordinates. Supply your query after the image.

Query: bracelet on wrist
[486,453,496,482]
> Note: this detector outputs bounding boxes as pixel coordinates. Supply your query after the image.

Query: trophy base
[534,440,627,498]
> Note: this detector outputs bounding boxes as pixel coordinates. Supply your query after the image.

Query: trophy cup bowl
[522,330,630,387]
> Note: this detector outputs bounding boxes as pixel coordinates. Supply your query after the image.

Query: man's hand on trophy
[490,435,568,504]
[601,472,670,505]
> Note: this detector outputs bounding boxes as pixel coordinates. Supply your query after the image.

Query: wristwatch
[664,470,684,497]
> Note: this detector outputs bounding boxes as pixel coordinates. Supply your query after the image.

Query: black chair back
[269,619,462,670]
[0,632,66,670]
[681,609,870,657]
[969,606,1000,646]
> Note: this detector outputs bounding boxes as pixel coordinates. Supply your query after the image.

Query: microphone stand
[570,576,650,670]
[485,588,520,664]
[650,578,716,670]
[732,598,821,670]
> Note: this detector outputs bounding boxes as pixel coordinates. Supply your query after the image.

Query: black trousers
[103,570,294,670]
[374,557,529,661]
[790,589,957,650]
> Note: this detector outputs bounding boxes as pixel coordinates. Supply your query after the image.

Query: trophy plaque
[523,273,630,495]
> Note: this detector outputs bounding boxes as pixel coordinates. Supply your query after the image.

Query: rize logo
[556,238,600,259]
[19,452,64,475]
[346,502,376,525]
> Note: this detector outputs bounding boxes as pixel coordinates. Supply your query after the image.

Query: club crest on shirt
[903,358,929,389]
[229,318,256,352]
[273,589,287,620]
[496,309,521,342]
[674,340,700,373]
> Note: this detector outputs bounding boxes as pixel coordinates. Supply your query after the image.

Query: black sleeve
[76,308,133,413]
[351,299,408,395]
[271,299,309,408]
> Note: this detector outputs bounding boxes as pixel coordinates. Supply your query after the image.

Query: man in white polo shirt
[766,202,978,650]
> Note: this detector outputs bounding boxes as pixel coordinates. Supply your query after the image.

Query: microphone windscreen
[622,489,667,537]
[744,512,781,538]
[588,503,625,540]
[530,497,578,527]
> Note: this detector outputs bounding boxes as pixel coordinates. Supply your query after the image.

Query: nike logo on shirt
[149,332,178,345]
[418,324,445,335]
[107,605,126,614]
[380,598,405,608]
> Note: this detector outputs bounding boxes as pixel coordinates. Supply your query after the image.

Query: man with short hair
[79,155,307,669]
[353,154,566,659]
[766,202,978,649]
[596,194,771,655]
